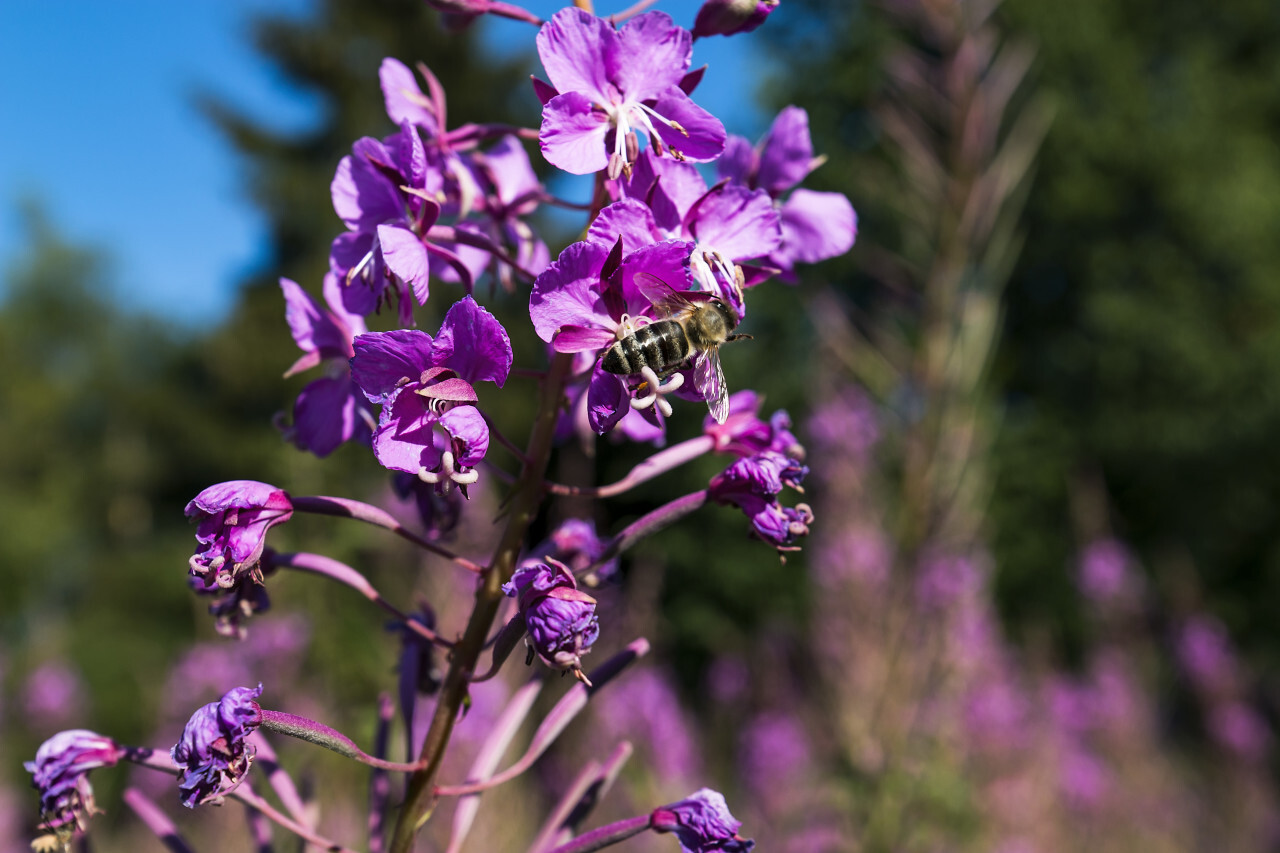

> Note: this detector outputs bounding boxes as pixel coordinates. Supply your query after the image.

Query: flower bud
[650,788,755,851]
[171,685,263,808]
[692,0,778,39]
[25,730,124,833]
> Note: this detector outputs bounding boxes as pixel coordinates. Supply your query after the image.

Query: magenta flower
[25,730,124,832]
[279,275,374,457]
[535,8,726,177]
[718,106,857,279]
[350,296,511,493]
[703,390,803,458]
[171,685,263,808]
[469,134,551,287]
[530,238,695,434]
[502,559,600,675]
[186,481,293,591]
[708,450,812,550]
[651,788,755,852]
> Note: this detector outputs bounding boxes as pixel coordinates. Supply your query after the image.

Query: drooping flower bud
[186,481,293,591]
[502,559,600,677]
[692,0,778,38]
[25,730,125,833]
[171,685,264,808]
[708,451,812,550]
[650,788,755,852]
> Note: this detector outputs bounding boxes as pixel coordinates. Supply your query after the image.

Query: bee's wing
[694,348,730,424]
[633,271,711,314]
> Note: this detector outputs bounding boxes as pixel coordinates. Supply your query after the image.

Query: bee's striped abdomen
[601,320,690,375]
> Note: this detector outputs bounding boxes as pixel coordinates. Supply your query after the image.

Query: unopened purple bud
[171,685,264,808]
[692,0,778,38]
[186,481,293,591]
[25,730,124,832]
[651,788,755,852]
[503,560,600,674]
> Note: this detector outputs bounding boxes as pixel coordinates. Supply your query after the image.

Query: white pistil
[417,449,478,493]
[630,366,684,418]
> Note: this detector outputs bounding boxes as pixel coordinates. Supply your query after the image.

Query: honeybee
[600,273,749,424]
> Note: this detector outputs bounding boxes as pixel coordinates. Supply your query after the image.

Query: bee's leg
[725,333,754,343]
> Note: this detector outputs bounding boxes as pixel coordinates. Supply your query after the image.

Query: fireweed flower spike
[350,295,512,492]
[502,559,600,681]
[650,788,755,852]
[534,8,726,177]
[25,730,125,833]
[717,105,857,279]
[186,480,293,591]
[171,685,264,808]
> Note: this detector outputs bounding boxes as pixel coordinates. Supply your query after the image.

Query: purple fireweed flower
[171,685,263,808]
[469,134,551,288]
[718,106,857,279]
[708,450,812,550]
[530,237,696,434]
[25,730,124,833]
[535,9,726,177]
[350,296,511,493]
[739,712,812,806]
[186,481,293,592]
[202,568,275,640]
[596,154,782,318]
[916,553,982,612]
[593,668,702,784]
[651,788,755,852]
[1208,700,1271,758]
[502,559,600,675]
[279,275,375,457]
[1077,538,1142,609]
[703,390,803,458]
[1176,615,1238,696]
[392,471,465,540]
[692,0,778,38]
[22,663,86,730]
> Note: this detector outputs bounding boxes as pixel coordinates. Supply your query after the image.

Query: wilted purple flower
[171,685,263,808]
[535,9,726,177]
[350,296,511,493]
[502,559,600,676]
[25,730,124,832]
[708,450,812,550]
[279,275,374,457]
[530,237,695,434]
[186,481,293,592]
[651,788,755,852]
[718,106,857,279]
[692,0,778,38]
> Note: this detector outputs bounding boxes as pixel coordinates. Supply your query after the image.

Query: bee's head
[710,298,740,331]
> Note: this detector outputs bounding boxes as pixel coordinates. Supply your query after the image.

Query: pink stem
[292,495,484,573]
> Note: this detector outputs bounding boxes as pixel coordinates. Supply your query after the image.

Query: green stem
[387,351,573,853]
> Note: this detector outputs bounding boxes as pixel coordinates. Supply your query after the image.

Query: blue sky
[0,0,774,326]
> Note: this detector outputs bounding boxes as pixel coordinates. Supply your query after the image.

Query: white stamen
[630,365,684,415]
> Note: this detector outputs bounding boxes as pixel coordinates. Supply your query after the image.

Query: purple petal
[540,91,611,175]
[587,366,630,434]
[687,185,781,261]
[387,120,429,190]
[553,325,617,353]
[588,199,661,255]
[437,405,489,468]
[609,11,690,100]
[536,8,615,101]
[380,58,439,134]
[350,329,435,404]
[372,391,445,474]
[717,134,757,187]
[320,271,369,336]
[616,240,696,308]
[485,135,541,209]
[429,220,492,286]
[280,278,352,360]
[331,139,404,230]
[650,89,726,163]
[433,295,513,387]
[778,189,857,264]
[529,240,612,343]
[378,223,432,305]
[757,106,815,195]
[292,375,372,458]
